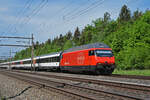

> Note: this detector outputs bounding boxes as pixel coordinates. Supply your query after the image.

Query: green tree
[132,9,142,21]
[63,40,73,50]
[73,27,81,45]
[66,31,72,40]
[103,12,111,23]
[118,5,131,22]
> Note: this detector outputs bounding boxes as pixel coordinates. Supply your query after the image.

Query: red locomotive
[60,43,115,74]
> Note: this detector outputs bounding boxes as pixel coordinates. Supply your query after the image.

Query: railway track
[9,69,150,80]
[9,70,150,91]
[0,71,140,100]
[0,70,150,99]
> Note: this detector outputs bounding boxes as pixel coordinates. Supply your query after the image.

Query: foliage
[13,5,150,70]
[118,5,131,23]
[1,97,6,100]
[113,69,150,76]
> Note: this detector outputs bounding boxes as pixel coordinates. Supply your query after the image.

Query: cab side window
[89,50,95,56]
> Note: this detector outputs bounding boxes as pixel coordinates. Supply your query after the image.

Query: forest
[13,5,150,70]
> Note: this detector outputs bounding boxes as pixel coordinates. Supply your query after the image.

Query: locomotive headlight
[97,63,102,69]
[97,63,101,65]
[111,63,115,65]
[97,63,102,66]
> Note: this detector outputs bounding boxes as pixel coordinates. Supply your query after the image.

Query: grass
[0,96,6,100]
[1,98,6,100]
[113,69,150,76]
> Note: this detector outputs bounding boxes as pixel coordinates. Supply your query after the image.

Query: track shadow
[5,86,32,100]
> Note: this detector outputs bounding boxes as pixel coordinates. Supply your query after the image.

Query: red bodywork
[60,48,115,67]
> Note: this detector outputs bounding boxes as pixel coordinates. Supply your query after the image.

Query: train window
[56,57,60,62]
[24,61,26,64]
[45,58,47,62]
[39,56,60,63]
[42,58,46,63]
[52,57,56,62]
[50,58,52,62]
[23,60,31,64]
[40,57,50,63]
[16,62,20,64]
[40,59,43,63]
[89,50,95,56]
[46,58,49,62]
[28,60,31,64]
[49,58,51,62]
[95,50,113,57]
[43,59,45,63]
[51,57,54,62]
[55,57,57,62]
[54,57,56,62]
[28,61,30,64]
[36,59,40,63]
[41,59,43,63]
[60,55,63,59]
[50,57,59,62]
[24,61,27,64]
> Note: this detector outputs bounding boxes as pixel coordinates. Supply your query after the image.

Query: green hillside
[14,5,150,70]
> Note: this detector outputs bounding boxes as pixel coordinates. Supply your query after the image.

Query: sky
[0,0,149,58]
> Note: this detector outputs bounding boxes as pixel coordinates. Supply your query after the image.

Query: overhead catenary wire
[55,0,75,15]
[7,0,34,34]
[21,0,49,26]
[64,0,105,22]
[51,0,105,31]
[35,0,94,35]
[20,0,96,36]
[62,0,93,20]
[12,0,35,33]
[9,0,48,35]
[35,0,76,34]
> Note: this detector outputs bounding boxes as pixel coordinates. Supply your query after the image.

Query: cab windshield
[95,50,113,57]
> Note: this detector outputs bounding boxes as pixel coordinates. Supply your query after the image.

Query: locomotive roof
[63,42,110,53]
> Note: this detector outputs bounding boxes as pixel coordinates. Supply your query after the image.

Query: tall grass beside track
[113,69,150,76]
[1,97,6,100]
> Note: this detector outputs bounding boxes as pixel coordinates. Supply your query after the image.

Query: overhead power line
[7,0,34,33]
[0,36,32,39]
[65,0,105,21]
[35,0,75,34]
[22,0,49,26]
[62,0,92,20]
[7,0,48,34]
[38,0,99,33]
[0,44,30,47]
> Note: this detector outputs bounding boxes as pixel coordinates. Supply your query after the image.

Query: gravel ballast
[38,71,150,85]
[5,71,150,99]
[1,70,150,100]
[0,74,71,100]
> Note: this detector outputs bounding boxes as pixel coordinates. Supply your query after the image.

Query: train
[0,43,116,75]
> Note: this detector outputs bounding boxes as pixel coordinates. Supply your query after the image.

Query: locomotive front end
[95,49,115,75]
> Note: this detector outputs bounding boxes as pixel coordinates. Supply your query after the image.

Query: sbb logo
[77,52,85,64]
